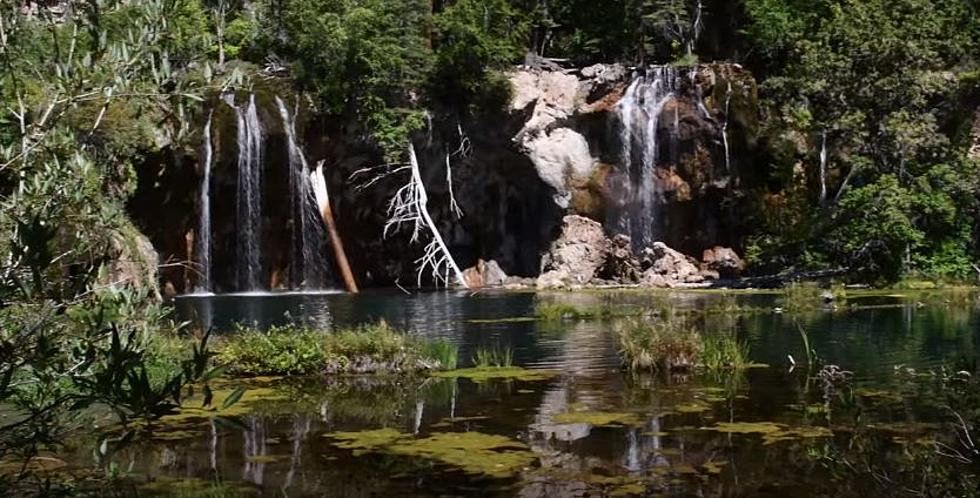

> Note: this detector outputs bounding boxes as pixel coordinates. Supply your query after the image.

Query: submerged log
[311,163,359,294]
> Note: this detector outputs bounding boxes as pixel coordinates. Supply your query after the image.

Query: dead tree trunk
[311,163,359,294]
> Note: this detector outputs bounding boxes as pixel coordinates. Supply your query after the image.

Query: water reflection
[84,292,980,496]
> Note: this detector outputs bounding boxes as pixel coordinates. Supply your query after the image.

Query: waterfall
[196,112,213,293]
[722,81,733,174]
[275,96,327,289]
[615,66,678,251]
[235,94,264,291]
[819,131,828,202]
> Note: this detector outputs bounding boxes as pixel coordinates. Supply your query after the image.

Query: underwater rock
[463,259,508,288]
[701,246,745,278]
[538,215,612,287]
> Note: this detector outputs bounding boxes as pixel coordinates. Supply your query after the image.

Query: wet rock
[537,215,611,287]
[463,259,508,289]
[602,234,641,283]
[701,246,746,278]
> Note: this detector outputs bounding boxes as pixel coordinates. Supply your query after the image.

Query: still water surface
[85,291,980,496]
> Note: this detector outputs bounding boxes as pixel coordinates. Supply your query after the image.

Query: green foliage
[472,345,514,368]
[743,0,980,283]
[616,316,702,371]
[431,0,526,111]
[700,333,749,372]
[216,321,458,376]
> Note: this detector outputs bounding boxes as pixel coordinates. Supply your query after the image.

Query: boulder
[525,128,597,207]
[538,215,611,287]
[602,234,641,283]
[640,242,704,285]
[105,225,162,301]
[463,259,508,289]
[701,246,746,278]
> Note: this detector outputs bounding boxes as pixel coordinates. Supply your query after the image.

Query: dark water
[78,291,980,496]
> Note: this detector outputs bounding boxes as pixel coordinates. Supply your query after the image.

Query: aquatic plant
[216,321,457,376]
[780,283,826,313]
[473,345,514,368]
[432,367,558,382]
[700,333,750,372]
[423,340,460,370]
[327,429,537,477]
[535,302,603,321]
[615,317,702,371]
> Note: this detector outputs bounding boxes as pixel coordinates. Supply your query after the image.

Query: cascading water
[234,94,264,291]
[722,81,733,174]
[196,112,214,293]
[614,66,678,252]
[819,131,828,203]
[275,96,328,289]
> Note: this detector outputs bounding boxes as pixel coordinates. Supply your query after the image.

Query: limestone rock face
[510,69,602,208]
[701,246,746,278]
[463,259,508,289]
[537,215,611,287]
[525,128,596,207]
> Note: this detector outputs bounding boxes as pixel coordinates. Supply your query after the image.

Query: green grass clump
[535,303,602,321]
[615,317,702,371]
[216,321,458,376]
[472,346,514,368]
[701,333,750,372]
[779,282,826,312]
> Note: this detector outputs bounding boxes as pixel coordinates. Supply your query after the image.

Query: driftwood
[310,163,359,294]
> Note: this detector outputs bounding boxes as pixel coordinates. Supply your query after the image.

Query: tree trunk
[310,164,359,294]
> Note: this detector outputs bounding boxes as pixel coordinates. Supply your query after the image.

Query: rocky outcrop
[640,242,705,286]
[537,215,611,288]
[702,246,746,278]
[104,224,162,301]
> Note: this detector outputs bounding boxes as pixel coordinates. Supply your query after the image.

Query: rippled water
[70,291,980,496]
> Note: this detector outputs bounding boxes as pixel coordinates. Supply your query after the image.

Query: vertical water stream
[275,96,327,289]
[615,66,678,252]
[235,94,264,291]
[196,112,214,292]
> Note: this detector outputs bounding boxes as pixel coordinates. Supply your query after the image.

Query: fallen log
[310,163,359,294]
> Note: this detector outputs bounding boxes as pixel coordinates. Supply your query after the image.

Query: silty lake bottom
[67,291,980,497]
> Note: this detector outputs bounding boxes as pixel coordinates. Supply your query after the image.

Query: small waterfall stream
[235,94,264,291]
[275,96,328,289]
[615,66,678,251]
[196,112,214,292]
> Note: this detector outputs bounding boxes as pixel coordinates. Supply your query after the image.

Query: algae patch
[326,429,536,477]
[552,411,643,427]
[432,367,559,382]
[700,422,834,445]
